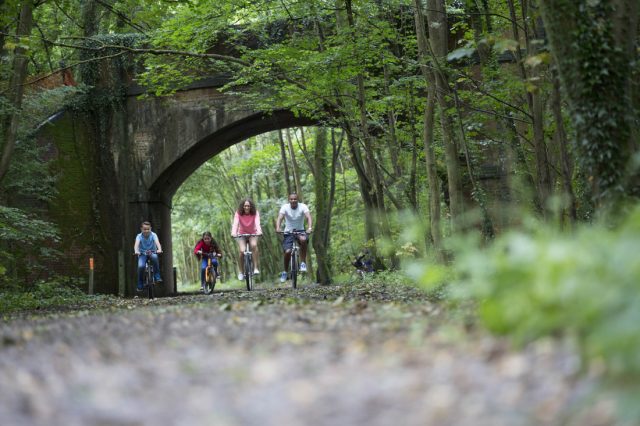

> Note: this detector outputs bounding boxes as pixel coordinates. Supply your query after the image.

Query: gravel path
[0,283,614,425]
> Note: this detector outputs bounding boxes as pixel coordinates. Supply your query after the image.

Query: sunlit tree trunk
[278,129,292,195]
[413,0,443,260]
[312,127,333,284]
[425,0,464,232]
[285,129,303,197]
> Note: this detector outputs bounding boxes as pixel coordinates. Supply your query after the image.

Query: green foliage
[417,206,640,419]
[0,205,60,283]
[0,277,88,314]
[540,0,638,204]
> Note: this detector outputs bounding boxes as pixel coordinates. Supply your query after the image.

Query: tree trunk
[406,86,419,210]
[345,0,396,269]
[539,0,639,204]
[551,67,577,223]
[312,127,333,284]
[382,61,402,179]
[0,1,34,184]
[278,129,293,195]
[413,0,444,260]
[524,0,553,214]
[425,0,464,232]
[285,129,303,197]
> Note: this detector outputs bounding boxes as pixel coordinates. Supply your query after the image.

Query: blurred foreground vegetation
[412,205,640,422]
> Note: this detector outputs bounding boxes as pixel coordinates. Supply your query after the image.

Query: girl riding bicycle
[231,198,263,280]
[194,231,223,291]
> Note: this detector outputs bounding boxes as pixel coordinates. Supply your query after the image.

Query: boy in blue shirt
[133,221,163,290]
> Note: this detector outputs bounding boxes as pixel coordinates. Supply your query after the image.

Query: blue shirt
[137,232,157,252]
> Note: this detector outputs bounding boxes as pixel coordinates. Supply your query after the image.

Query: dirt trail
[0,283,612,425]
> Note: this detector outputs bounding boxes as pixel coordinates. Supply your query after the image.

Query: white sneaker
[300,262,307,272]
[238,273,244,281]
[280,271,287,283]
[253,269,260,275]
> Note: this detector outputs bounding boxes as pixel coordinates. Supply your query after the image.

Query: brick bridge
[39,77,316,296]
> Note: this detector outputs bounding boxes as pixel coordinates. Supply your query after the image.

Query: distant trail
[0,284,607,425]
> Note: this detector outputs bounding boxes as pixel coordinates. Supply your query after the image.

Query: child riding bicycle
[194,231,223,291]
[133,221,163,291]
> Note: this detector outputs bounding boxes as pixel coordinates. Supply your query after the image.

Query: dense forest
[1,0,639,420]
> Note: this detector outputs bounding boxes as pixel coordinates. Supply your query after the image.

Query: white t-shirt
[279,202,309,232]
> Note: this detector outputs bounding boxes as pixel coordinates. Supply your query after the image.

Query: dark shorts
[282,232,307,251]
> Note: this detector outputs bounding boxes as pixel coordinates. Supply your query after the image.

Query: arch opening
[170,126,320,292]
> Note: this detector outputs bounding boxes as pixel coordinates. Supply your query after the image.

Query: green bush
[0,277,88,314]
[0,205,60,287]
[418,207,640,420]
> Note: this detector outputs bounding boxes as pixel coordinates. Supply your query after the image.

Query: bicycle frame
[282,230,307,289]
[236,234,259,291]
[203,252,218,294]
[138,250,157,299]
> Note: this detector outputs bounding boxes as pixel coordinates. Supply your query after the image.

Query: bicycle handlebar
[277,230,312,235]
[235,233,261,238]
[198,251,220,258]
[134,250,160,256]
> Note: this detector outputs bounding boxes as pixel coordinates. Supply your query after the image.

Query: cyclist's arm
[304,210,313,233]
[255,211,263,235]
[276,212,284,232]
[154,234,163,253]
[134,236,140,255]
[231,211,239,237]
[193,241,203,255]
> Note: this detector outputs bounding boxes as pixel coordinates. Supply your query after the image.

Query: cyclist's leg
[212,258,219,276]
[237,238,247,276]
[281,235,294,281]
[283,234,295,271]
[137,255,147,289]
[298,233,308,269]
[249,236,259,272]
[200,258,207,288]
[150,253,161,281]
[296,233,309,262]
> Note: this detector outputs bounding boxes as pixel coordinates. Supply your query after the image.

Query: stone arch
[136,109,318,297]
[150,109,317,199]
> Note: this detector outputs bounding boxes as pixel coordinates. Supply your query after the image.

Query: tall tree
[506,0,552,214]
[539,0,639,206]
[425,0,464,231]
[0,0,34,183]
[312,127,333,284]
[413,0,443,259]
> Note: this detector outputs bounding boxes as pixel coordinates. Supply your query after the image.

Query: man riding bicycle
[276,193,313,283]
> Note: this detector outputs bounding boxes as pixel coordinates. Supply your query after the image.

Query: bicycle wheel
[244,253,253,291]
[145,264,155,299]
[204,266,216,294]
[290,251,298,289]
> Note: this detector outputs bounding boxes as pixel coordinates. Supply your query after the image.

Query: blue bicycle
[137,250,160,299]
